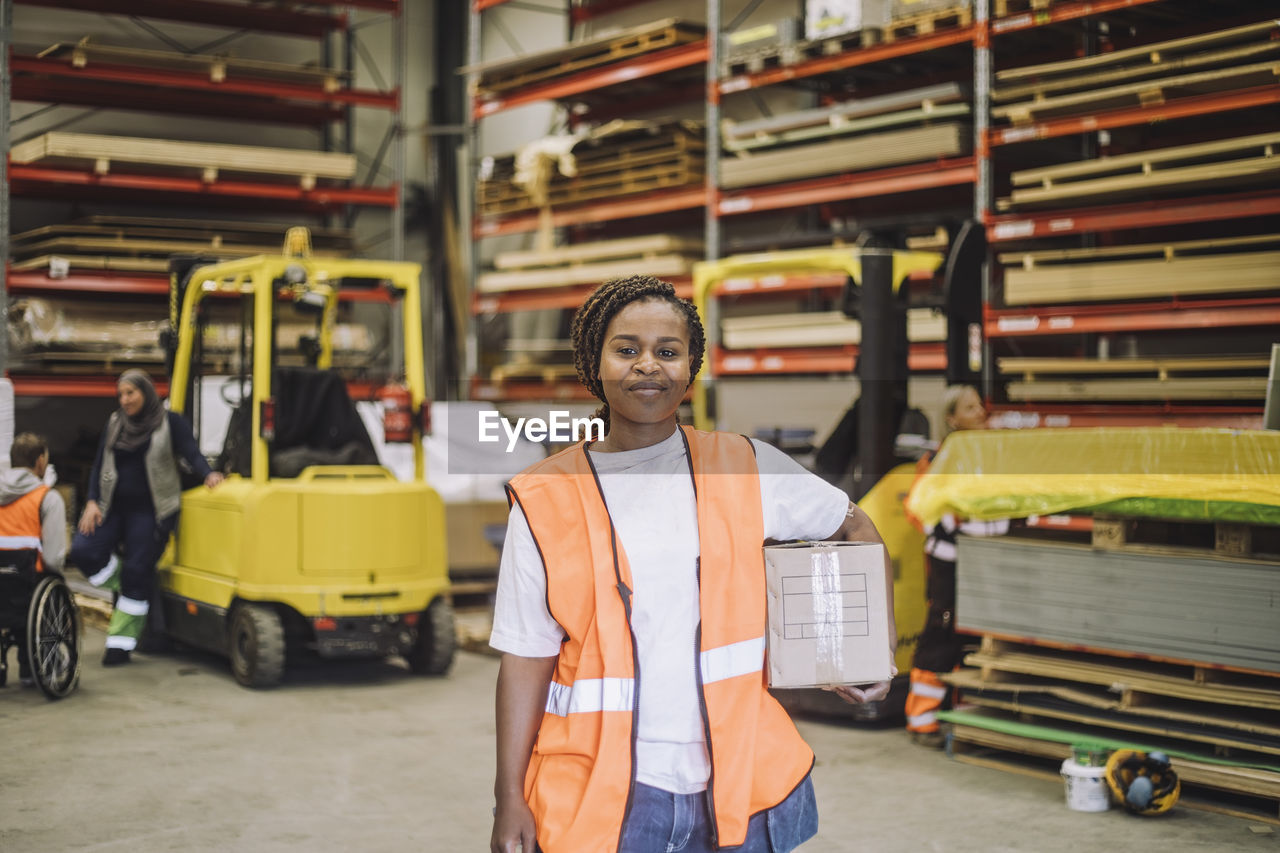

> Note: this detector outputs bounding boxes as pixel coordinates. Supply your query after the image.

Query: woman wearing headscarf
[70,370,224,665]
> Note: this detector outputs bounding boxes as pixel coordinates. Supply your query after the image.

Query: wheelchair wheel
[25,575,81,699]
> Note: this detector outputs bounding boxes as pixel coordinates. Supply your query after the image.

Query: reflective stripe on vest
[0,485,49,573]
[508,426,814,853]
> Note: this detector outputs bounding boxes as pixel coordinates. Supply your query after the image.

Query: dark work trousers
[70,498,177,609]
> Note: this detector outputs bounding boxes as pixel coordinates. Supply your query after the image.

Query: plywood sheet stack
[476,120,705,218]
[477,234,703,294]
[720,82,970,189]
[720,306,945,349]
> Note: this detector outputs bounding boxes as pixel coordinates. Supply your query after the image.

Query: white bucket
[1061,759,1110,812]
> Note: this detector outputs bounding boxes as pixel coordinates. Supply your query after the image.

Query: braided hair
[570,275,705,432]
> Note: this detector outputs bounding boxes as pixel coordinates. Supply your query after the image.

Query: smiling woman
[488,276,897,853]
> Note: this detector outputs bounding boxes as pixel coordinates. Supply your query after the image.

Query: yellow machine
[157,229,454,687]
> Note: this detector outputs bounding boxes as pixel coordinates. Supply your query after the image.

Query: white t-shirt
[489,430,849,795]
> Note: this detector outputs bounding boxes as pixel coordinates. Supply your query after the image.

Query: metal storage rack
[2,0,407,399]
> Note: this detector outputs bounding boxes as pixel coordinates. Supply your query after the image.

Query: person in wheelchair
[0,432,67,687]
[70,370,223,667]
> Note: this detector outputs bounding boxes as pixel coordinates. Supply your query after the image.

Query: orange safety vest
[507,426,814,853]
[0,484,49,574]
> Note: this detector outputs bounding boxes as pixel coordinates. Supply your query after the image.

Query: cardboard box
[445,500,510,576]
[805,0,891,41]
[764,541,892,688]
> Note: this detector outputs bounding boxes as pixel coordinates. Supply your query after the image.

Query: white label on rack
[1044,515,1074,526]
[48,256,71,279]
[1000,127,1039,144]
[475,298,499,314]
[721,77,752,94]
[992,221,1034,240]
[721,277,755,292]
[476,221,499,236]
[761,356,785,371]
[1048,218,1075,232]
[478,100,502,116]
[722,355,757,372]
[1044,416,1072,428]
[992,14,1032,32]
[759,275,787,289]
[996,315,1040,333]
[720,197,754,214]
[1047,315,1075,330]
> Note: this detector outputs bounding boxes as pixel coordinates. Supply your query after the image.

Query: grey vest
[99,413,183,521]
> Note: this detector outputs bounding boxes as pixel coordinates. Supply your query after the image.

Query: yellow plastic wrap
[905,428,1280,528]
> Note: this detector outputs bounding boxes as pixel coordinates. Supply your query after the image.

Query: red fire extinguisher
[377,381,413,443]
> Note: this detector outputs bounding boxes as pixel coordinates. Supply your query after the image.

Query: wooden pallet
[466,18,705,97]
[885,5,971,42]
[992,0,1055,17]
[40,37,347,89]
[805,26,883,59]
[1091,515,1280,561]
[479,162,702,216]
[10,132,355,187]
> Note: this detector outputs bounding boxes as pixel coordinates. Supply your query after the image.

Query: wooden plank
[10,254,170,273]
[998,355,1273,376]
[721,308,946,349]
[1005,376,1268,401]
[1002,251,1280,305]
[477,253,696,293]
[12,236,308,258]
[998,232,1280,265]
[39,38,348,88]
[79,215,354,244]
[722,82,967,143]
[994,59,1280,125]
[14,219,354,249]
[720,122,967,189]
[724,102,970,154]
[494,235,704,270]
[1011,132,1280,185]
[9,132,356,183]
[993,40,1280,103]
[996,19,1280,83]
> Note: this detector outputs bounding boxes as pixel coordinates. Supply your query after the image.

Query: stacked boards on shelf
[992,19,1280,128]
[720,307,945,349]
[720,83,970,189]
[477,234,702,294]
[476,120,705,218]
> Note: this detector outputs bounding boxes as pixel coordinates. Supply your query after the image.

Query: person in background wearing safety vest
[904,385,1009,747]
[69,370,223,667]
[0,432,68,687]
[489,275,897,853]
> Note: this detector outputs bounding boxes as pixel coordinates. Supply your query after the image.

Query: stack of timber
[990,0,1057,17]
[477,234,703,294]
[884,2,971,43]
[992,19,1280,126]
[720,306,945,349]
[10,216,352,276]
[9,132,356,189]
[998,355,1272,403]
[464,18,705,98]
[999,233,1280,306]
[997,131,1280,211]
[39,37,349,90]
[476,120,705,217]
[719,83,970,189]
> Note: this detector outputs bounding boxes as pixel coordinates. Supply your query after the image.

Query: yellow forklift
[157,229,454,687]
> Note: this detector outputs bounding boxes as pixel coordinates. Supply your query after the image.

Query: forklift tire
[407,596,455,676]
[229,604,285,688]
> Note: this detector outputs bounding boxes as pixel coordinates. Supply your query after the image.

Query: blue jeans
[618,773,818,853]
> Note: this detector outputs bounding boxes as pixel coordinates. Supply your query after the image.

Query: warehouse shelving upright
[978,0,1280,429]
[2,0,408,399]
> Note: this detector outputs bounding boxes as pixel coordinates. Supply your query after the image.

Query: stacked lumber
[477,234,703,294]
[476,120,705,217]
[39,37,349,90]
[463,18,705,98]
[10,216,352,276]
[720,307,945,349]
[10,132,356,188]
[998,131,1280,211]
[999,233,1280,305]
[998,355,1272,403]
[719,83,970,189]
[992,20,1280,126]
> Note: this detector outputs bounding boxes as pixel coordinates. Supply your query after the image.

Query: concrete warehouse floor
[2,626,1277,853]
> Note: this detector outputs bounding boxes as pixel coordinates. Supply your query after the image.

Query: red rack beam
[987,189,1280,241]
[24,0,343,38]
[10,166,397,209]
[474,187,706,238]
[12,56,398,110]
[7,270,169,295]
[991,85,1280,145]
[473,41,708,118]
[990,0,1168,35]
[985,296,1280,337]
[717,157,975,216]
[10,376,171,398]
[718,26,974,95]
